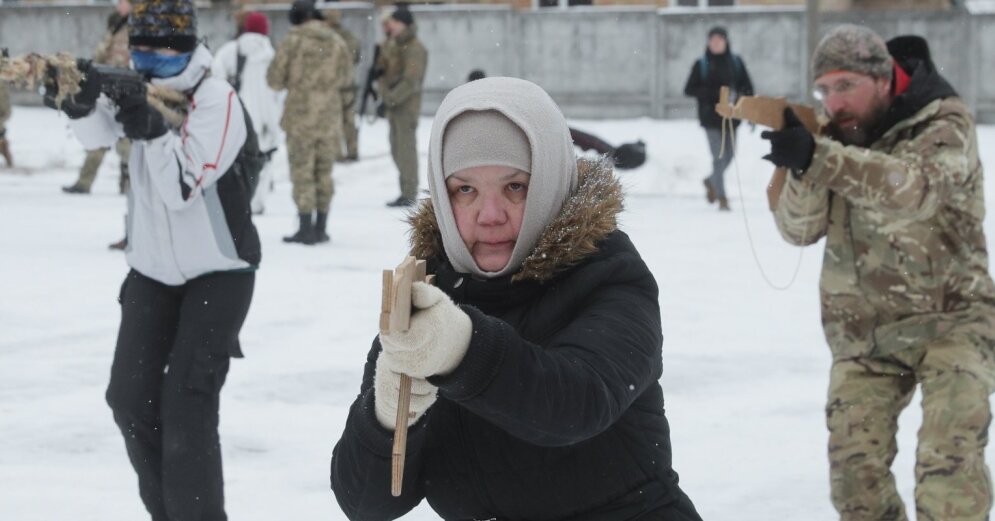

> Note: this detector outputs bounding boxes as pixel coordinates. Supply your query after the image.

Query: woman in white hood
[212,11,284,214]
[331,77,702,521]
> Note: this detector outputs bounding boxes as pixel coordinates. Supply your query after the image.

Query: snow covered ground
[2,106,994,521]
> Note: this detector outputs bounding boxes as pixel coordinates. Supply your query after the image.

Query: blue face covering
[130,50,193,79]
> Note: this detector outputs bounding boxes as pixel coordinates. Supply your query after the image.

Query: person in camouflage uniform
[380,6,426,207]
[0,80,11,167]
[323,8,360,162]
[267,0,350,245]
[62,0,132,195]
[763,25,995,521]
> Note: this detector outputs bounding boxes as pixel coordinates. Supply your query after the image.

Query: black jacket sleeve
[683,60,704,99]
[330,340,430,520]
[430,248,663,447]
[737,57,755,97]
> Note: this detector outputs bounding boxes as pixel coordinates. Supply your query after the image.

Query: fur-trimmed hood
[408,156,623,283]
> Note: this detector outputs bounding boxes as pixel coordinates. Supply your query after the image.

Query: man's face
[117,0,132,17]
[707,35,727,55]
[814,70,892,146]
[384,18,405,38]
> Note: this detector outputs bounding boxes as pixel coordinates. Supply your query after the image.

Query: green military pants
[287,133,337,214]
[388,111,419,201]
[76,139,131,192]
[826,318,995,521]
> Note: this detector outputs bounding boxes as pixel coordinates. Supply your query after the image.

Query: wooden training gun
[714,86,822,211]
[380,256,434,497]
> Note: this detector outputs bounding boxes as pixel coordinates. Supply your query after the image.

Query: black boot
[283,213,316,245]
[314,212,330,244]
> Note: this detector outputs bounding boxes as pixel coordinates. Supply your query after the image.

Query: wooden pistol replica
[714,86,822,211]
[380,256,434,497]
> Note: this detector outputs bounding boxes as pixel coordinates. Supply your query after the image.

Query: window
[538,0,594,7]
[674,0,736,6]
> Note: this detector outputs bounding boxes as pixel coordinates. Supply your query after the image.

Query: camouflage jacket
[267,20,349,138]
[774,65,995,359]
[381,25,427,117]
[329,20,360,104]
[93,13,131,68]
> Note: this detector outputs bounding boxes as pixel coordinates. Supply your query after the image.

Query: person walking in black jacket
[330,77,702,521]
[684,26,754,211]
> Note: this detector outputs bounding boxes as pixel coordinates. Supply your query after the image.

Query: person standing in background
[0,79,12,168]
[267,0,350,245]
[212,11,284,215]
[62,0,133,196]
[323,7,361,162]
[683,26,753,212]
[380,5,426,208]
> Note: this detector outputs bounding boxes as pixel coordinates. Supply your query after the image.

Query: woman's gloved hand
[374,356,438,430]
[379,282,473,379]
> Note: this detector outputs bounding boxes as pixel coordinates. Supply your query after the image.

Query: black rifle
[358,44,383,120]
[89,63,147,103]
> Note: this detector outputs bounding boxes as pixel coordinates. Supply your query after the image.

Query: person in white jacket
[43,1,259,519]
[212,11,284,214]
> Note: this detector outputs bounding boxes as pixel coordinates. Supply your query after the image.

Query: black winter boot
[283,214,316,245]
[314,212,330,244]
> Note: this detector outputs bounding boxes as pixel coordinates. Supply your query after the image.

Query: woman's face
[446,165,529,272]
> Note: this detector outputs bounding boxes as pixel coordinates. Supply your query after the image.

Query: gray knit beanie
[428,77,578,280]
[442,111,531,178]
[813,24,892,80]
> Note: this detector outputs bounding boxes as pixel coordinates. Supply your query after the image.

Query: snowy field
[2,106,995,521]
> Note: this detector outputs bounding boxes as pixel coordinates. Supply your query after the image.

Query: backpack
[699,53,744,83]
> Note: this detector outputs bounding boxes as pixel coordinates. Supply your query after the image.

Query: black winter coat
[330,159,701,521]
[683,47,754,129]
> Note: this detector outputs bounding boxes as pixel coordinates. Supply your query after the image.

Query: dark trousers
[704,126,737,200]
[106,269,254,521]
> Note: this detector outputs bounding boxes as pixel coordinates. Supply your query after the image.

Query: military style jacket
[380,25,427,118]
[332,159,697,520]
[267,20,349,138]
[774,45,995,359]
[328,21,360,106]
[94,12,131,68]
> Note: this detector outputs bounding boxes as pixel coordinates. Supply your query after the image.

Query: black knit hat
[289,0,320,25]
[128,0,197,53]
[708,26,728,40]
[391,6,414,26]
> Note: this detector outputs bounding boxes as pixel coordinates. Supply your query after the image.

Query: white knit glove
[374,355,438,430]
[380,282,473,379]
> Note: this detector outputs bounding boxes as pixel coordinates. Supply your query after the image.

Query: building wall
[1,3,989,121]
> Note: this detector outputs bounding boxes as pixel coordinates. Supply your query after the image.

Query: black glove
[761,107,815,175]
[376,102,386,119]
[114,92,167,140]
[43,59,101,119]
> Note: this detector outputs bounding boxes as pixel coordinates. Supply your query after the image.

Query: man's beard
[829,96,891,147]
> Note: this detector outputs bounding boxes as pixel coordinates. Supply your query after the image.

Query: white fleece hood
[427,77,579,279]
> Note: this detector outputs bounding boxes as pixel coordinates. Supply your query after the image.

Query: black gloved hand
[376,102,386,119]
[43,59,102,119]
[761,107,815,175]
[114,93,167,141]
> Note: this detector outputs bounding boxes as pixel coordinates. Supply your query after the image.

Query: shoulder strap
[233,42,247,94]
[698,55,708,81]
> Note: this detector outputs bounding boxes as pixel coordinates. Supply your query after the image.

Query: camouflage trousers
[76,139,131,192]
[341,92,358,159]
[287,132,337,214]
[388,111,419,200]
[826,324,995,521]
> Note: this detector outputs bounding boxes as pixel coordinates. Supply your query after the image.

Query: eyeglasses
[813,76,872,101]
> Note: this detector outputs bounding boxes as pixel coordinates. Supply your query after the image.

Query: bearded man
[763,24,995,521]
